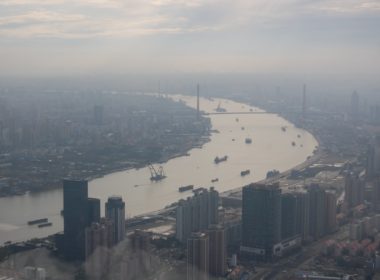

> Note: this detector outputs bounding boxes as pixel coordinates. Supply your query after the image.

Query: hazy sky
[0,0,379,78]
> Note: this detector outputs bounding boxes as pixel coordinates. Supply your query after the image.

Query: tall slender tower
[197,84,200,119]
[302,84,307,119]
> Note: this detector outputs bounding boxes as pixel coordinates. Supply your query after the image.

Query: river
[0,95,318,245]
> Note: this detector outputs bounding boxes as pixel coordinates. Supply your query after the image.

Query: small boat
[214,156,228,164]
[232,138,235,141]
[245,138,252,144]
[241,170,250,176]
[38,222,52,228]
[236,118,239,122]
[179,185,194,192]
[292,141,296,146]
[28,218,48,225]
[297,134,301,138]
[241,127,245,130]
[211,178,219,183]
[281,126,287,132]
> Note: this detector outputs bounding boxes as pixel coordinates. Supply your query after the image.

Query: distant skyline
[0,0,379,82]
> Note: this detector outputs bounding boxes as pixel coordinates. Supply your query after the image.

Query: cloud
[0,0,379,39]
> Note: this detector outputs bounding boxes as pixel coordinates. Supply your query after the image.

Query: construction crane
[149,164,166,181]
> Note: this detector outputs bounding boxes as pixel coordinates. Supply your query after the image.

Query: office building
[187,232,209,280]
[241,184,282,260]
[105,196,126,244]
[63,179,88,261]
[281,193,298,240]
[87,198,101,225]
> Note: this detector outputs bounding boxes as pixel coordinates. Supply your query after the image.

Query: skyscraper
[87,198,101,226]
[105,196,126,244]
[63,179,89,261]
[241,184,282,260]
[187,232,209,280]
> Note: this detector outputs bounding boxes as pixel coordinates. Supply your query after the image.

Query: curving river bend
[0,95,318,244]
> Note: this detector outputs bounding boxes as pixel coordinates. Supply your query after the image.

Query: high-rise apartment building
[308,184,327,240]
[176,188,219,243]
[85,219,113,258]
[187,232,209,280]
[208,225,226,277]
[344,172,364,210]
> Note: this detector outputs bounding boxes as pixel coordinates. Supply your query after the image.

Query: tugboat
[214,156,228,164]
[149,164,166,181]
[245,137,252,144]
[179,185,194,192]
[240,169,250,176]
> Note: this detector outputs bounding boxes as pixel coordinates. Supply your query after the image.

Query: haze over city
[1,1,380,280]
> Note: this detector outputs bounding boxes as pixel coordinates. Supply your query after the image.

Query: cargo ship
[28,218,48,225]
[179,185,194,192]
[38,222,52,228]
[214,156,228,164]
[240,169,250,176]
